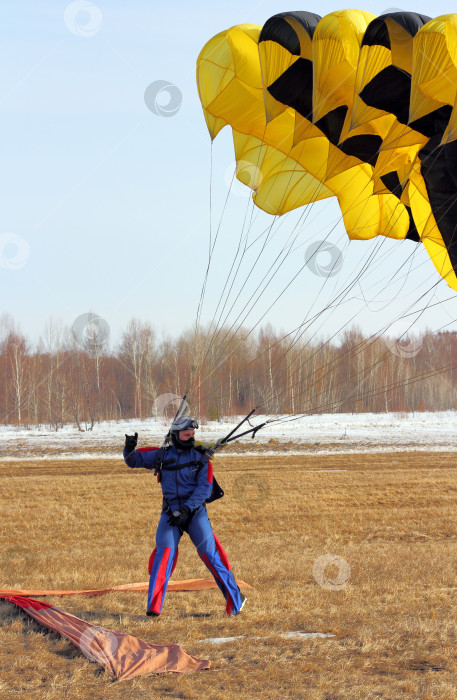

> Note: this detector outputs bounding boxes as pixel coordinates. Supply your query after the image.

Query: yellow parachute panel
[196,11,457,292]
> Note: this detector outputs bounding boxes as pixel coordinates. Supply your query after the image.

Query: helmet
[170,416,199,432]
[170,416,198,449]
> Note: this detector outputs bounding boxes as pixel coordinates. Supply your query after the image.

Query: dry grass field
[1,450,457,699]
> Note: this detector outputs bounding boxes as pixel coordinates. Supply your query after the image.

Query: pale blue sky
[2,0,457,348]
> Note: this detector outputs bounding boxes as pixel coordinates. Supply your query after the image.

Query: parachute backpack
[197,456,224,504]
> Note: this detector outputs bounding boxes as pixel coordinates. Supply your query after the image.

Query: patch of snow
[201,636,243,644]
[200,631,335,643]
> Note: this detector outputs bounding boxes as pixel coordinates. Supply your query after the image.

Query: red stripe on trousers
[213,533,231,570]
[148,546,171,614]
[149,546,179,576]
[200,553,221,585]
[201,552,233,615]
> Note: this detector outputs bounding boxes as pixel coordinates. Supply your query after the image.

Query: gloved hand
[124,432,138,453]
[167,506,190,528]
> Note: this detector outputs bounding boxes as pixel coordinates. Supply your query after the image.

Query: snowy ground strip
[1,446,457,462]
[0,411,456,460]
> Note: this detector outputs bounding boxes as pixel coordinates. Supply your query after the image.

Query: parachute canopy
[0,595,210,679]
[196,10,457,291]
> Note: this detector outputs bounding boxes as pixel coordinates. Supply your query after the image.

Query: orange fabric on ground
[0,595,210,679]
[0,578,252,597]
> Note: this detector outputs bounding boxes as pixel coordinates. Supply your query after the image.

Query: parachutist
[123,417,246,616]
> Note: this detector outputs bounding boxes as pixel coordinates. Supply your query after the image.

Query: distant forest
[1,313,457,429]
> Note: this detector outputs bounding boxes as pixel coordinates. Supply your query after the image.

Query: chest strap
[161,459,205,471]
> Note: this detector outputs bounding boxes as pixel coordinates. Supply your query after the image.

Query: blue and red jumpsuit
[124,444,244,615]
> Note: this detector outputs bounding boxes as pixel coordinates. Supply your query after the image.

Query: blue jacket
[124,444,213,512]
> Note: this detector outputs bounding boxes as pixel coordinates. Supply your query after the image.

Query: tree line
[1,313,457,429]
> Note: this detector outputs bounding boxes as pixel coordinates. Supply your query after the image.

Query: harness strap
[161,459,205,471]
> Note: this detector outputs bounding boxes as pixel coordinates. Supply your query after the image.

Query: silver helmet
[170,416,198,432]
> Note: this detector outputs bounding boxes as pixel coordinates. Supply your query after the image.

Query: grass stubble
[1,450,457,699]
